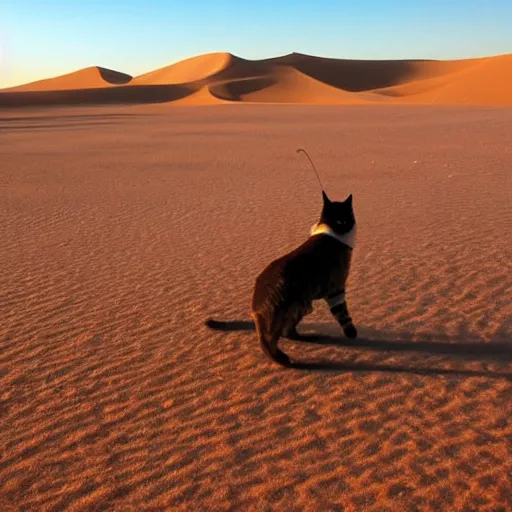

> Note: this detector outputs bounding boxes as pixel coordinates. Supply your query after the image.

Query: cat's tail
[205,318,255,332]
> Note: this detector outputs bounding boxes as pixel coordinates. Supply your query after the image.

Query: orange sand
[1,52,512,107]
[1,105,511,510]
[4,66,132,92]
[132,52,234,85]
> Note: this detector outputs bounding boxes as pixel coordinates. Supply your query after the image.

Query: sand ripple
[1,105,511,510]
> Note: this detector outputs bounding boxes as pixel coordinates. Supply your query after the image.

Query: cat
[251,190,357,367]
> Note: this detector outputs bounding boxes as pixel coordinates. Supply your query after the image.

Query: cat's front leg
[325,290,358,339]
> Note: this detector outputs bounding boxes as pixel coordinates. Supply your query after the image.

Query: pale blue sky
[1,0,511,88]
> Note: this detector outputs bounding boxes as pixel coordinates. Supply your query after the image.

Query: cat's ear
[345,194,353,206]
[322,191,331,204]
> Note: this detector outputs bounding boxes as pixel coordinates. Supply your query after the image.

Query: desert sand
[5,66,132,92]
[1,104,511,510]
[1,51,512,107]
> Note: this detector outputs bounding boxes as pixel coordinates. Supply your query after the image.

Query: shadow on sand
[205,318,512,380]
[0,84,194,109]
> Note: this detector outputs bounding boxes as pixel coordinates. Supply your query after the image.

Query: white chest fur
[310,222,357,249]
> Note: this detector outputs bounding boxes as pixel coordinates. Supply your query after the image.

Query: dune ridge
[132,52,235,85]
[4,66,133,92]
[1,52,512,107]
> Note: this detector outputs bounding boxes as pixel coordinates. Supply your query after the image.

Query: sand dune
[132,52,234,85]
[5,66,132,92]
[171,85,226,106]
[405,54,512,105]
[1,105,511,510]
[261,52,482,91]
[1,52,512,106]
[211,66,372,104]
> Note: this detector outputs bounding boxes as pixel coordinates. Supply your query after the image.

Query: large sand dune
[132,52,235,85]
[1,104,511,510]
[1,52,512,107]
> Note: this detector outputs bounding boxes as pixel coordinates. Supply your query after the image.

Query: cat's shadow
[205,318,512,380]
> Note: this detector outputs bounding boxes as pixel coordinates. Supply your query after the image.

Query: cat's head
[319,191,355,235]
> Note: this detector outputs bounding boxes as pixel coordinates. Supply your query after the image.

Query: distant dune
[4,66,133,92]
[1,52,512,107]
[132,52,234,85]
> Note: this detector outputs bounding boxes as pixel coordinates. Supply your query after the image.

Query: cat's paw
[344,324,358,339]
[274,350,292,367]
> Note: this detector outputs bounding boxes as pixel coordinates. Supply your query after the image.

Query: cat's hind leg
[268,331,291,367]
[252,312,291,367]
[252,312,274,362]
[284,302,313,340]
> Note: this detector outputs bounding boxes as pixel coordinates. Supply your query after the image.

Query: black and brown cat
[251,190,357,367]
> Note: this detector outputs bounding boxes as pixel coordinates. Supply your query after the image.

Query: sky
[1,0,511,88]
